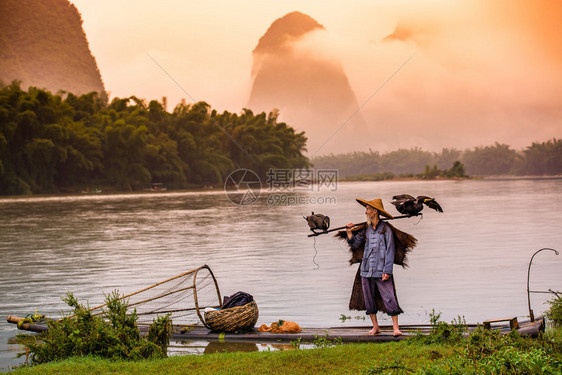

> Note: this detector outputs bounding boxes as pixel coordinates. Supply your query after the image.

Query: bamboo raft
[7,315,545,344]
[5,264,547,344]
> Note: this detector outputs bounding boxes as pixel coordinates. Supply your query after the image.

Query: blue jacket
[347,221,395,278]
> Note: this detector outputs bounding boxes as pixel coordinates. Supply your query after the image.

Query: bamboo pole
[125,285,194,308]
[307,214,418,237]
[6,316,49,333]
[89,285,196,316]
[7,315,23,324]
[134,305,221,316]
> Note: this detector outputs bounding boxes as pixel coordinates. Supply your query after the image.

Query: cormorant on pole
[390,194,443,216]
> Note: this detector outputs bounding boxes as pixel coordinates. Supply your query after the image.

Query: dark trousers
[361,276,403,316]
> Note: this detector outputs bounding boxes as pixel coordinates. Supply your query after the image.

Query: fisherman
[346,198,403,336]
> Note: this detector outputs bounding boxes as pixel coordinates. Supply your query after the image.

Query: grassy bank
[12,329,562,375]
[13,297,562,374]
[12,341,455,375]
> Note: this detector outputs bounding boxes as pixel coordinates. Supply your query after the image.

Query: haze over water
[1,178,561,370]
[69,0,562,153]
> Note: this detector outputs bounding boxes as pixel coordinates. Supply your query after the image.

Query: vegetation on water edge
[0,82,309,195]
[546,294,562,329]
[2,82,560,196]
[340,160,468,181]
[13,299,562,374]
[17,291,171,365]
[12,327,562,374]
[404,310,562,374]
[313,140,562,178]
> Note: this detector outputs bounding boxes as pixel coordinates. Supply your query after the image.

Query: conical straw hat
[356,198,393,219]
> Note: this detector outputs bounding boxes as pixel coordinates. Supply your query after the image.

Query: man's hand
[382,273,390,281]
[345,223,354,239]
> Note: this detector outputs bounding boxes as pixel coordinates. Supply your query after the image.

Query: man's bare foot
[368,328,381,335]
[393,330,402,337]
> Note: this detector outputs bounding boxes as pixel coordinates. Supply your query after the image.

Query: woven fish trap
[86,265,222,327]
[204,301,259,332]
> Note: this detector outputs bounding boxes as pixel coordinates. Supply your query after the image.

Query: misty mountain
[248,11,366,155]
[0,0,104,95]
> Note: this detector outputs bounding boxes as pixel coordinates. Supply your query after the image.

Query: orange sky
[71,0,562,154]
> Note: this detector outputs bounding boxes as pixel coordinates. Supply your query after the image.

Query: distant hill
[0,0,104,95]
[248,11,366,155]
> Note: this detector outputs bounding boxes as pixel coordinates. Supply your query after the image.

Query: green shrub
[417,345,561,375]
[312,333,343,348]
[408,310,467,345]
[543,327,562,356]
[545,294,562,328]
[19,291,171,365]
[407,309,562,374]
[147,314,172,357]
[414,325,562,374]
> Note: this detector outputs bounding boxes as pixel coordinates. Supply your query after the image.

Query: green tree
[462,142,519,175]
[380,148,435,175]
[102,120,152,189]
[518,138,562,175]
[435,148,462,170]
[443,160,468,178]
[420,164,440,179]
[0,83,312,194]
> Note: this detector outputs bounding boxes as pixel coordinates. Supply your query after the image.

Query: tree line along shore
[0,82,309,195]
[1,82,559,196]
[312,140,561,180]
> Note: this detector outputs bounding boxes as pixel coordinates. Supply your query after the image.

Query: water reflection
[169,339,304,356]
[203,341,259,354]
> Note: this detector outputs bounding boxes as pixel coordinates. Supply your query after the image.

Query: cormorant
[390,195,443,216]
[304,212,330,233]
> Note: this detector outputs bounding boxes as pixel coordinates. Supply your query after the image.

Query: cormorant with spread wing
[391,194,443,216]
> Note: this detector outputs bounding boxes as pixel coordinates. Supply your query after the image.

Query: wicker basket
[204,301,259,332]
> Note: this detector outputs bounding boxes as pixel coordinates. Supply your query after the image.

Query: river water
[1,178,561,370]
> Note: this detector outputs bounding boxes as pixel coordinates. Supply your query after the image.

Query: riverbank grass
[14,299,562,374]
[12,327,562,374]
[12,341,456,375]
